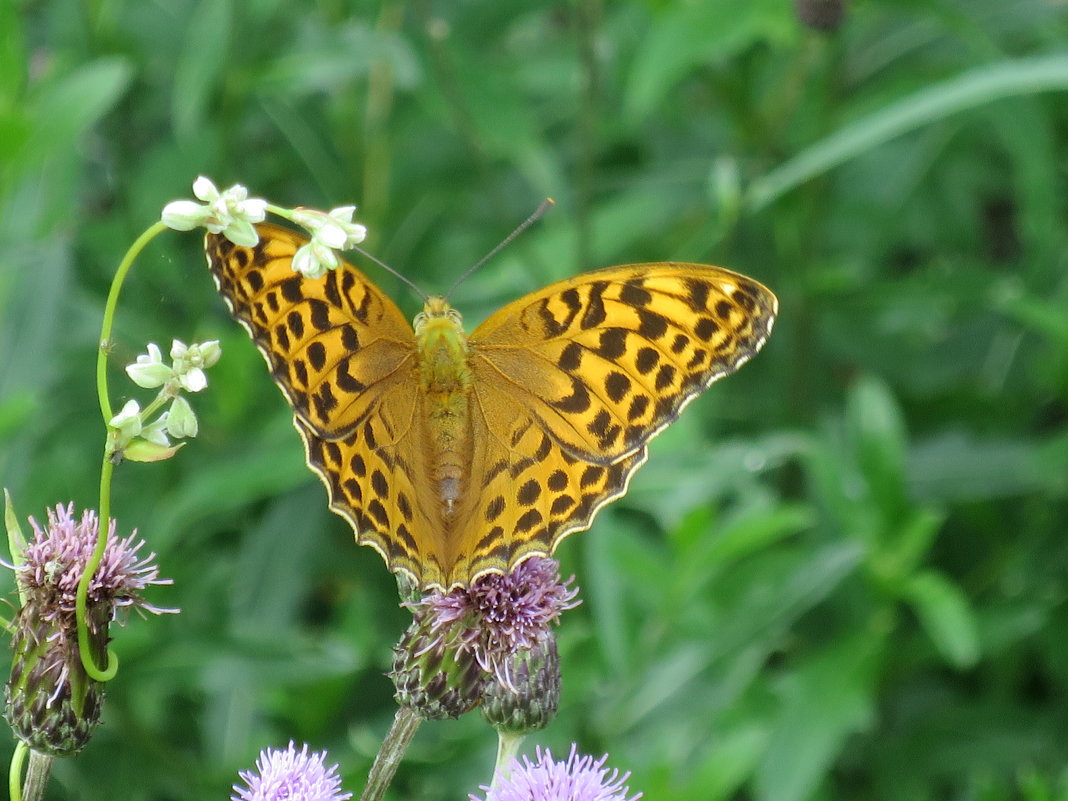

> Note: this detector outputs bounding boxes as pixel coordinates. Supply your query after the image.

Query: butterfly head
[414,296,465,336]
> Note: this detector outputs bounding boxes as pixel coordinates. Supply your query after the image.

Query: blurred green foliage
[2,0,1068,799]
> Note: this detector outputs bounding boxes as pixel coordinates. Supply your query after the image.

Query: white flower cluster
[161,177,267,247]
[290,206,367,278]
[107,339,220,462]
[161,176,368,278]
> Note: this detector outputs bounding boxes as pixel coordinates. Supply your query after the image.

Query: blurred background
[2,1,1067,799]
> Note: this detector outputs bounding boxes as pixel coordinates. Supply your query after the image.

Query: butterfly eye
[446,309,464,327]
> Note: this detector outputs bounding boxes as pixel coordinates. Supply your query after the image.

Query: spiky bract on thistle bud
[392,557,577,723]
[3,503,173,755]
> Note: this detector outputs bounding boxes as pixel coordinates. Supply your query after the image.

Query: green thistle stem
[359,706,422,801]
[76,220,168,683]
[20,750,52,801]
[492,731,525,786]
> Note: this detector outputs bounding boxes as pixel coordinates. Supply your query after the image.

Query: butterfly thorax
[414,296,474,520]
[414,297,472,393]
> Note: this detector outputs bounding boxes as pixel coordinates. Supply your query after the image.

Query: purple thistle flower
[471,745,643,801]
[4,502,174,755]
[232,741,352,801]
[417,557,579,686]
[391,558,578,722]
[16,503,175,620]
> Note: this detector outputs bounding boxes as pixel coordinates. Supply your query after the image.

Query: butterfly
[206,222,777,589]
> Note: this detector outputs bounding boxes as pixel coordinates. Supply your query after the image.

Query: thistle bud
[5,598,109,755]
[481,631,560,734]
[389,604,486,719]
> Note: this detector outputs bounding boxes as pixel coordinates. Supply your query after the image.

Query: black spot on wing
[685,278,710,311]
[627,395,649,421]
[619,280,652,307]
[550,495,574,516]
[309,298,332,332]
[287,311,305,339]
[580,282,608,329]
[655,365,676,391]
[485,495,505,522]
[547,470,568,491]
[308,341,327,371]
[596,328,628,360]
[637,308,668,339]
[516,509,543,533]
[552,376,592,414]
[341,326,360,352]
[370,469,388,497]
[694,317,718,341]
[635,347,659,375]
[605,371,631,403]
[275,324,291,353]
[517,479,541,506]
[559,342,583,371]
[280,276,303,303]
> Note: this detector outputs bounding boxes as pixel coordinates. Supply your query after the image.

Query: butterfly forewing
[468,264,777,463]
[206,225,445,584]
[206,224,415,437]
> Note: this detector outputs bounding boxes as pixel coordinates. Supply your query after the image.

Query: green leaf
[846,374,907,522]
[625,0,795,119]
[756,636,878,801]
[904,569,980,668]
[173,0,232,140]
[747,53,1068,210]
[26,57,133,158]
[908,431,1048,502]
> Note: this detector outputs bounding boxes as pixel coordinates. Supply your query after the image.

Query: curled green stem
[77,219,169,681]
[9,741,26,801]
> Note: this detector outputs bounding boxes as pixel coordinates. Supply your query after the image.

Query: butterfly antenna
[350,245,429,303]
[445,198,555,298]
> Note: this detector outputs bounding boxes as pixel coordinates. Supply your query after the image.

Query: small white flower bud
[126,343,173,389]
[165,397,198,438]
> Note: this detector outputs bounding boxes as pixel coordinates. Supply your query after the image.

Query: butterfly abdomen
[414,297,475,523]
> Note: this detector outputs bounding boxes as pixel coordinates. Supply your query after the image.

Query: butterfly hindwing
[451,393,647,583]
